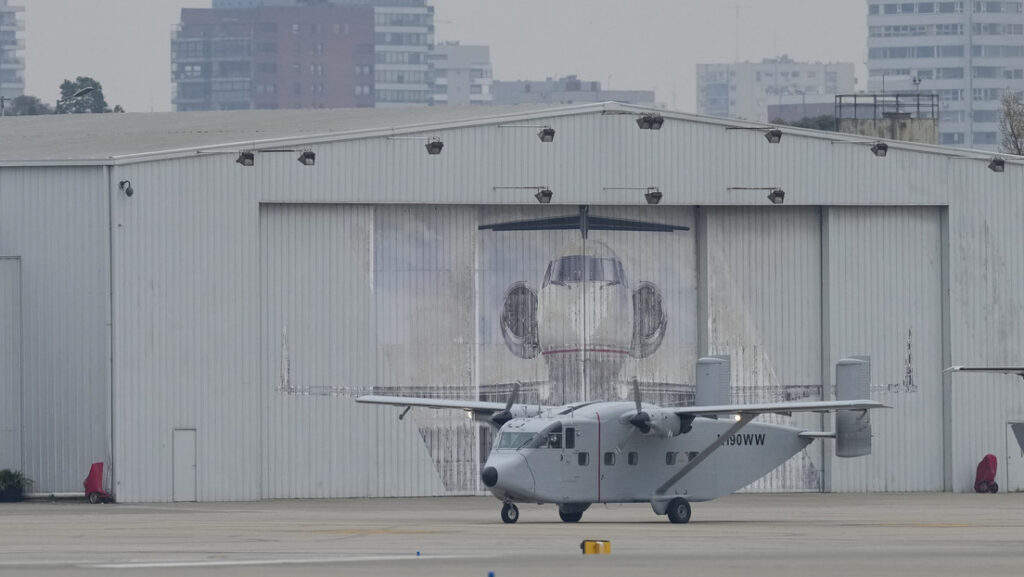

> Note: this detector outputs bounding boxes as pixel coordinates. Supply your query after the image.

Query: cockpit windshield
[494,422,563,450]
[543,256,625,287]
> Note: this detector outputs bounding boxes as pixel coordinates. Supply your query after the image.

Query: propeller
[490,382,520,427]
[627,380,652,434]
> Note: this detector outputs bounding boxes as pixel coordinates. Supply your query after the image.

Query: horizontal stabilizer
[945,366,1024,378]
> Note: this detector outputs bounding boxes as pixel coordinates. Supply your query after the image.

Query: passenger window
[604,452,616,466]
[564,427,576,449]
[628,452,639,466]
[666,452,678,466]
[578,452,589,466]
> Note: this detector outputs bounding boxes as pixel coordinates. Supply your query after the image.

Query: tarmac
[1,493,1023,576]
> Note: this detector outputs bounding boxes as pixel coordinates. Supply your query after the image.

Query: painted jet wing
[945,366,1024,378]
[665,399,888,418]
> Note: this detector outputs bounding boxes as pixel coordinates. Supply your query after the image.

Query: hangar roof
[0,101,1013,167]
[0,104,595,166]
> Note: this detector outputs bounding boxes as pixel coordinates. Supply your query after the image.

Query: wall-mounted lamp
[636,113,665,130]
[297,150,316,166]
[604,186,664,205]
[726,126,782,143]
[537,126,556,142]
[425,137,444,155]
[119,180,134,198]
[988,157,1005,173]
[494,186,554,204]
[728,186,786,205]
[236,151,255,167]
[871,142,889,157]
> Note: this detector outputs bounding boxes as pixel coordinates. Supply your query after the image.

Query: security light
[988,157,1005,173]
[119,180,133,198]
[767,188,785,204]
[425,138,444,155]
[297,151,316,166]
[764,129,783,144]
[535,188,554,203]
[871,142,889,157]
[537,127,556,142]
[636,114,665,130]
[644,187,663,205]
[236,151,255,167]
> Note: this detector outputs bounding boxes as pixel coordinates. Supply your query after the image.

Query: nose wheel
[500,503,519,524]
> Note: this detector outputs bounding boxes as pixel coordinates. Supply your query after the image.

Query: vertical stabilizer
[696,356,731,407]
[836,356,872,457]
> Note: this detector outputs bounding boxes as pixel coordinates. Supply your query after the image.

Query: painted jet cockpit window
[495,432,536,449]
[543,256,625,287]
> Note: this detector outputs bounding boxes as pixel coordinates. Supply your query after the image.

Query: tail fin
[695,356,731,407]
[835,356,872,458]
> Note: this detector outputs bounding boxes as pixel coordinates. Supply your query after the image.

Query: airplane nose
[481,466,498,487]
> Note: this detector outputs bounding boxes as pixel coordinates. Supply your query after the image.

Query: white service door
[1006,423,1024,492]
[173,429,197,502]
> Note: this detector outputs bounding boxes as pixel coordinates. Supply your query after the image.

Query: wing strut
[654,413,755,495]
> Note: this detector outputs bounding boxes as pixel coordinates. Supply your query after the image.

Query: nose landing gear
[501,502,519,524]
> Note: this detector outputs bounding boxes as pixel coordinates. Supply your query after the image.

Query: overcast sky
[20,0,869,113]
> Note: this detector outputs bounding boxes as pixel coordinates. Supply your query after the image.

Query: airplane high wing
[666,399,888,417]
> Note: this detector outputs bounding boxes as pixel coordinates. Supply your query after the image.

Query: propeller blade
[633,379,642,415]
[491,382,521,427]
[629,379,651,433]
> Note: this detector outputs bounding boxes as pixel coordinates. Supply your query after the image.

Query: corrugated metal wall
[826,207,944,492]
[704,207,824,491]
[0,167,111,493]
[8,107,1024,499]
[0,258,21,471]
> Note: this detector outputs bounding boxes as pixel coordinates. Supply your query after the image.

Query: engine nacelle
[500,282,540,359]
[629,281,667,358]
[619,408,685,437]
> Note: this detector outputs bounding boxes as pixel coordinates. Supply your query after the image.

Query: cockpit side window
[524,422,563,449]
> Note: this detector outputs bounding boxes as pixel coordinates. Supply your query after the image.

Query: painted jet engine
[482,206,687,403]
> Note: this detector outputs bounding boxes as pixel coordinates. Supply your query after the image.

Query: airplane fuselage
[482,402,812,507]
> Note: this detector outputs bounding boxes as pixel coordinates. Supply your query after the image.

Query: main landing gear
[501,503,519,524]
[666,497,692,524]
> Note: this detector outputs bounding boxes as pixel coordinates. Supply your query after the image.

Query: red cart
[84,462,114,503]
[974,454,999,493]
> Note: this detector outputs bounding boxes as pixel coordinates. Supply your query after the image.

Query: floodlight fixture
[119,180,134,198]
[644,187,663,205]
[636,113,665,130]
[535,188,554,203]
[297,150,316,166]
[236,151,255,167]
[988,157,1005,173]
[871,142,889,157]
[767,188,785,204]
[425,137,444,155]
[537,126,556,142]
[764,129,783,144]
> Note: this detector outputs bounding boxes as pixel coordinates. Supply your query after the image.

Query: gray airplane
[358,356,887,524]
[946,365,1024,452]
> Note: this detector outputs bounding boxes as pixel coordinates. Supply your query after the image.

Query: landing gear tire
[558,510,583,523]
[666,497,691,524]
[976,481,989,493]
[501,503,519,524]
[989,482,999,493]
[87,492,101,504]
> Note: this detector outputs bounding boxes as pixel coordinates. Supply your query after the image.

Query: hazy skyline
[20,0,869,113]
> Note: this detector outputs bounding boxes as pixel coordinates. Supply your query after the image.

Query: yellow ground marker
[580,540,612,555]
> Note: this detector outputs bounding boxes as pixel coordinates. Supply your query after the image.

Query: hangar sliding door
[0,258,21,471]
[704,208,824,492]
[826,207,944,492]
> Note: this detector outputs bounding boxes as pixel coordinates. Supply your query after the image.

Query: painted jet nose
[481,466,498,487]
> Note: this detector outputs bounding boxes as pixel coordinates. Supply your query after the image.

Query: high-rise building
[0,0,25,102]
[173,5,375,111]
[204,0,435,108]
[696,56,856,122]
[427,43,492,106]
[866,0,1024,150]
[491,75,655,106]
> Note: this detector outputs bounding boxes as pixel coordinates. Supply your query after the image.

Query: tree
[771,114,837,132]
[55,76,124,114]
[1000,91,1024,156]
[2,95,53,116]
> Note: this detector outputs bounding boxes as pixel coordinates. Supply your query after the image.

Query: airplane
[357,356,888,524]
[482,205,689,404]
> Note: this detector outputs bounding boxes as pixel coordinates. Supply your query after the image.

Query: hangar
[1,102,1022,502]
